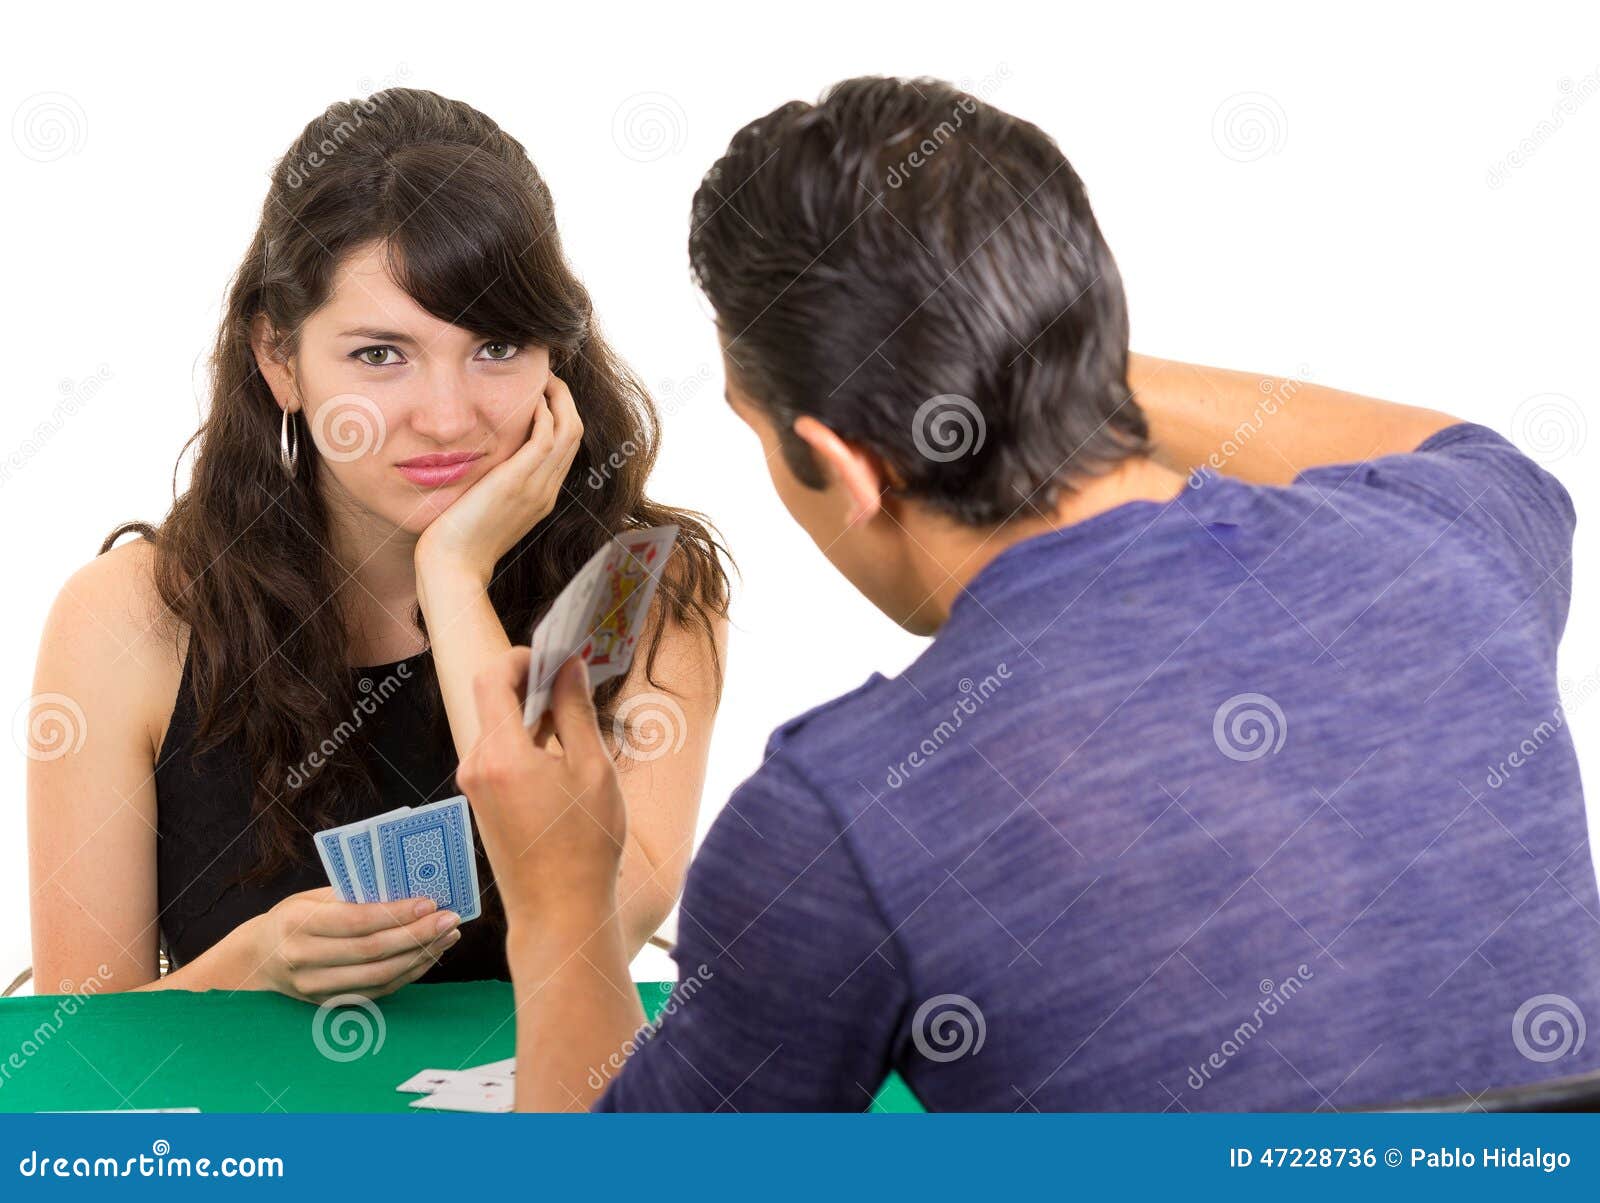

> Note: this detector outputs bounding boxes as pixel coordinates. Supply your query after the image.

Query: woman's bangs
[379,148,564,347]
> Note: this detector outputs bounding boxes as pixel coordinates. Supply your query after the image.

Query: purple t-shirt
[598,423,1598,1111]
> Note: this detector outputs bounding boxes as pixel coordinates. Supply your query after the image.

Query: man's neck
[910,456,1189,628]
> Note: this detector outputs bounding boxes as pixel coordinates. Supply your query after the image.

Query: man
[459,76,1598,1111]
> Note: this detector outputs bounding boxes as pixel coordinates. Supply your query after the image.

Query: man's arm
[507,906,643,1112]
[1128,353,1460,484]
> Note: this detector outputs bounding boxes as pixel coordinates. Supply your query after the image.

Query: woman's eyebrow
[337,327,421,343]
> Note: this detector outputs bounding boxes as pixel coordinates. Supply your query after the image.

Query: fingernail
[414,898,437,919]
[436,911,460,934]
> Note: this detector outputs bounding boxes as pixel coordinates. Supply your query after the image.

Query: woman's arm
[29,541,181,992]
[30,542,471,998]
[607,601,728,954]
[419,549,728,956]
[1128,352,1460,484]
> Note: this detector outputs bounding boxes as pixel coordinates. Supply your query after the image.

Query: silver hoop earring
[279,408,300,476]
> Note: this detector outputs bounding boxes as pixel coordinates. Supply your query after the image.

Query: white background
[2,1,1597,987]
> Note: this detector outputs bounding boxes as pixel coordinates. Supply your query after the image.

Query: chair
[1373,1068,1600,1112]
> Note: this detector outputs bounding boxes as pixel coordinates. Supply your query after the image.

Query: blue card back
[372,797,480,921]
[314,831,357,903]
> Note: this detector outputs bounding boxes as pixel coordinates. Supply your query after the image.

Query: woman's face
[262,240,550,537]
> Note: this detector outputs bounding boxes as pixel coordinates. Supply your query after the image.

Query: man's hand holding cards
[523,524,679,725]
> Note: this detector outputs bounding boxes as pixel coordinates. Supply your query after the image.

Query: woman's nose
[408,369,478,445]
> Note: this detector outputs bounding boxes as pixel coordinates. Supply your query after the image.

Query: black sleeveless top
[154,648,509,982]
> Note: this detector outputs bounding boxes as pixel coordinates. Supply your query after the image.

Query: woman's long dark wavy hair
[105,88,730,898]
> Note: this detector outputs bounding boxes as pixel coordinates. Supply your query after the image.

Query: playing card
[314,807,409,903]
[522,524,679,725]
[313,829,358,903]
[408,1074,514,1112]
[371,795,480,921]
[395,1069,462,1095]
[395,1058,515,1096]
[338,826,379,904]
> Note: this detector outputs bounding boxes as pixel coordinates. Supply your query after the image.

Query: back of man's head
[690,75,1147,526]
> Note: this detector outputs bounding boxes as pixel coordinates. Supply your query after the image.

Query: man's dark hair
[689,75,1148,526]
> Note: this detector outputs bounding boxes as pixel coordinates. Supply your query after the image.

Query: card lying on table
[313,795,481,921]
[397,1057,516,1113]
[523,524,679,726]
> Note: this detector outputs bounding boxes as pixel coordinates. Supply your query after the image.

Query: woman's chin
[392,490,463,536]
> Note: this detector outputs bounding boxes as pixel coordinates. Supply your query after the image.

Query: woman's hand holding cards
[230,887,462,1003]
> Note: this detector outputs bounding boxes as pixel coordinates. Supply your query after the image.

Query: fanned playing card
[371,795,481,922]
[311,797,479,922]
[522,525,679,725]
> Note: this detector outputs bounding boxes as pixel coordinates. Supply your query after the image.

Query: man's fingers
[549,653,606,765]
[473,645,532,740]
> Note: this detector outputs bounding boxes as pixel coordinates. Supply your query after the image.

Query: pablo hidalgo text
[1411,1147,1570,1172]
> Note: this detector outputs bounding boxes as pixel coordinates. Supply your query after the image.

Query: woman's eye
[353,345,403,367]
[478,341,519,361]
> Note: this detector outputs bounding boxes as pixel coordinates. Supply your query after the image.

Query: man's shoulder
[761,670,901,765]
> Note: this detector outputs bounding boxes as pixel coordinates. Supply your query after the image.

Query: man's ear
[791,416,895,527]
[249,314,298,414]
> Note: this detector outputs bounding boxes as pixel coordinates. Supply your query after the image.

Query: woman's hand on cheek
[457,646,627,931]
[415,374,583,587]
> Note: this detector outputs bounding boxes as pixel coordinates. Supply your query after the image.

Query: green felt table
[0,980,922,1113]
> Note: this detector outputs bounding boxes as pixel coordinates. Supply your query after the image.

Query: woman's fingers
[546,373,582,448]
[295,927,462,999]
[304,894,439,939]
[301,906,461,967]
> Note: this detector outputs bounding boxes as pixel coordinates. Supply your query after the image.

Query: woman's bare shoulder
[42,537,188,755]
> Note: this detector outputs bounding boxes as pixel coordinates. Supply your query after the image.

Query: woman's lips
[395,451,485,488]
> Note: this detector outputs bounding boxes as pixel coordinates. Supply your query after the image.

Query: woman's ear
[249,314,298,414]
[791,415,897,527]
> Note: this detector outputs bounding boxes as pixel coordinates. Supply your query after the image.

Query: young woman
[25,88,730,1003]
